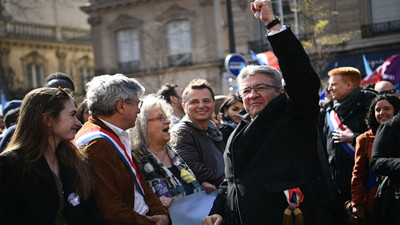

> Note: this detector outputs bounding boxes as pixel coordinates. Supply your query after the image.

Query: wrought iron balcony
[361,19,400,38]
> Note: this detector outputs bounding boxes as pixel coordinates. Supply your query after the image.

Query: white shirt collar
[98,118,132,160]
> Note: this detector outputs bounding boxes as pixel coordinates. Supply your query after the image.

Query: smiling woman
[0,87,105,225]
[129,94,201,209]
[350,95,400,220]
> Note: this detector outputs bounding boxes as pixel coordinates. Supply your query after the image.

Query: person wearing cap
[0,100,22,152]
[319,67,376,224]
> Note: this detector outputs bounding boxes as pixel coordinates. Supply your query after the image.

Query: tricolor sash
[327,110,355,157]
[74,127,145,197]
[328,111,379,190]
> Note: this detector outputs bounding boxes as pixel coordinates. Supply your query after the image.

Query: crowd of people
[0,1,400,225]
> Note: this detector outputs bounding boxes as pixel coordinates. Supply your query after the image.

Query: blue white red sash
[327,110,355,157]
[74,128,145,197]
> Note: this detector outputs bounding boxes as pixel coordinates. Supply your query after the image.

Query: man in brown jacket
[75,74,169,225]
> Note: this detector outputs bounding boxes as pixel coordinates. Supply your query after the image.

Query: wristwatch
[265,16,281,30]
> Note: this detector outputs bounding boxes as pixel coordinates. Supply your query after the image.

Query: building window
[115,28,140,72]
[371,0,400,23]
[166,20,192,66]
[80,66,93,93]
[27,63,44,88]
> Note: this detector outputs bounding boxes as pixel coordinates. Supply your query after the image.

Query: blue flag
[362,54,373,77]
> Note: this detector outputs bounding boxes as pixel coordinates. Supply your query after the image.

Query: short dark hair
[182,79,215,103]
[366,95,400,133]
[45,72,75,90]
[157,83,178,104]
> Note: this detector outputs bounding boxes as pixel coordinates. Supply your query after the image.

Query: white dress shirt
[99,118,149,215]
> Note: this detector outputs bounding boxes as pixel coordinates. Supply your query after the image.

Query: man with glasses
[171,79,225,193]
[319,66,376,225]
[374,80,397,95]
[75,74,170,225]
[203,1,329,225]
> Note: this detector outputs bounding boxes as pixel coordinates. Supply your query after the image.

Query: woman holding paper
[129,94,201,208]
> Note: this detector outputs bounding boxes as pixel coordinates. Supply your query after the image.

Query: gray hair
[237,65,283,89]
[85,74,145,116]
[129,94,172,152]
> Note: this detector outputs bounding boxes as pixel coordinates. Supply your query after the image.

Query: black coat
[370,112,400,224]
[209,27,330,225]
[0,150,105,225]
[319,89,376,202]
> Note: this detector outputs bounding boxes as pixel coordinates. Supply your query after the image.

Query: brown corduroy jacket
[76,115,169,225]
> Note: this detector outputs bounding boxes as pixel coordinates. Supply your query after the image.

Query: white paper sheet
[168,190,218,225]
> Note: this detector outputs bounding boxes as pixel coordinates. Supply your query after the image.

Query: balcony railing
[361,19,400,38]
[0,20,91,42]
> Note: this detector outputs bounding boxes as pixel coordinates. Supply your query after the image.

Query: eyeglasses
[125,99,142,108]
[47,86,69,105]
[238,83,280,97]
[377,89,397,95]
[148,115,169,122]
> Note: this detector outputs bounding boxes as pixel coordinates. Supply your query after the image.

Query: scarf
[221,120,238,129]
[136,145,201,199]
[333,88,362,117]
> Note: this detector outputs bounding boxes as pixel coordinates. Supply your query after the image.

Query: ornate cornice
[156,4,195,23]
[108,14,143,31]
[88,14,102,26]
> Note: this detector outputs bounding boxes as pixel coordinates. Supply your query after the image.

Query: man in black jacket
[319,67,376,224]
[202,1,329,224]
[171,79,225,192]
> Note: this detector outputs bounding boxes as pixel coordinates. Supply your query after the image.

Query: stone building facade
[0,0,94,99]
[81,0,255,94]
[82,0,400,94]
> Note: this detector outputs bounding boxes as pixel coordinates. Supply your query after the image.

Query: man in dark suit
[202,1,329,224]
[319,67,376,224]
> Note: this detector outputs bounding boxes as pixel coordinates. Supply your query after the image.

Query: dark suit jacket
[209,27,330,225]
[0,150,105,225]
[76,116,169,225]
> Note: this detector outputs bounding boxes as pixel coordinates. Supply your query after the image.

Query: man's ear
[279,88,285,94]
[170,96,177,104]
[182,103,186,114]
[116,99,125,114]
[346,81,354,90]
[42,113,53,127]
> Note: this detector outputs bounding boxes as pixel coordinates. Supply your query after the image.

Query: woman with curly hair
[350,95,400,221]
[129,94,201,208]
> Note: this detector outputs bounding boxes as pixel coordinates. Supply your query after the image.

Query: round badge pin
[68,193,81,206]
[171,156,182,166]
